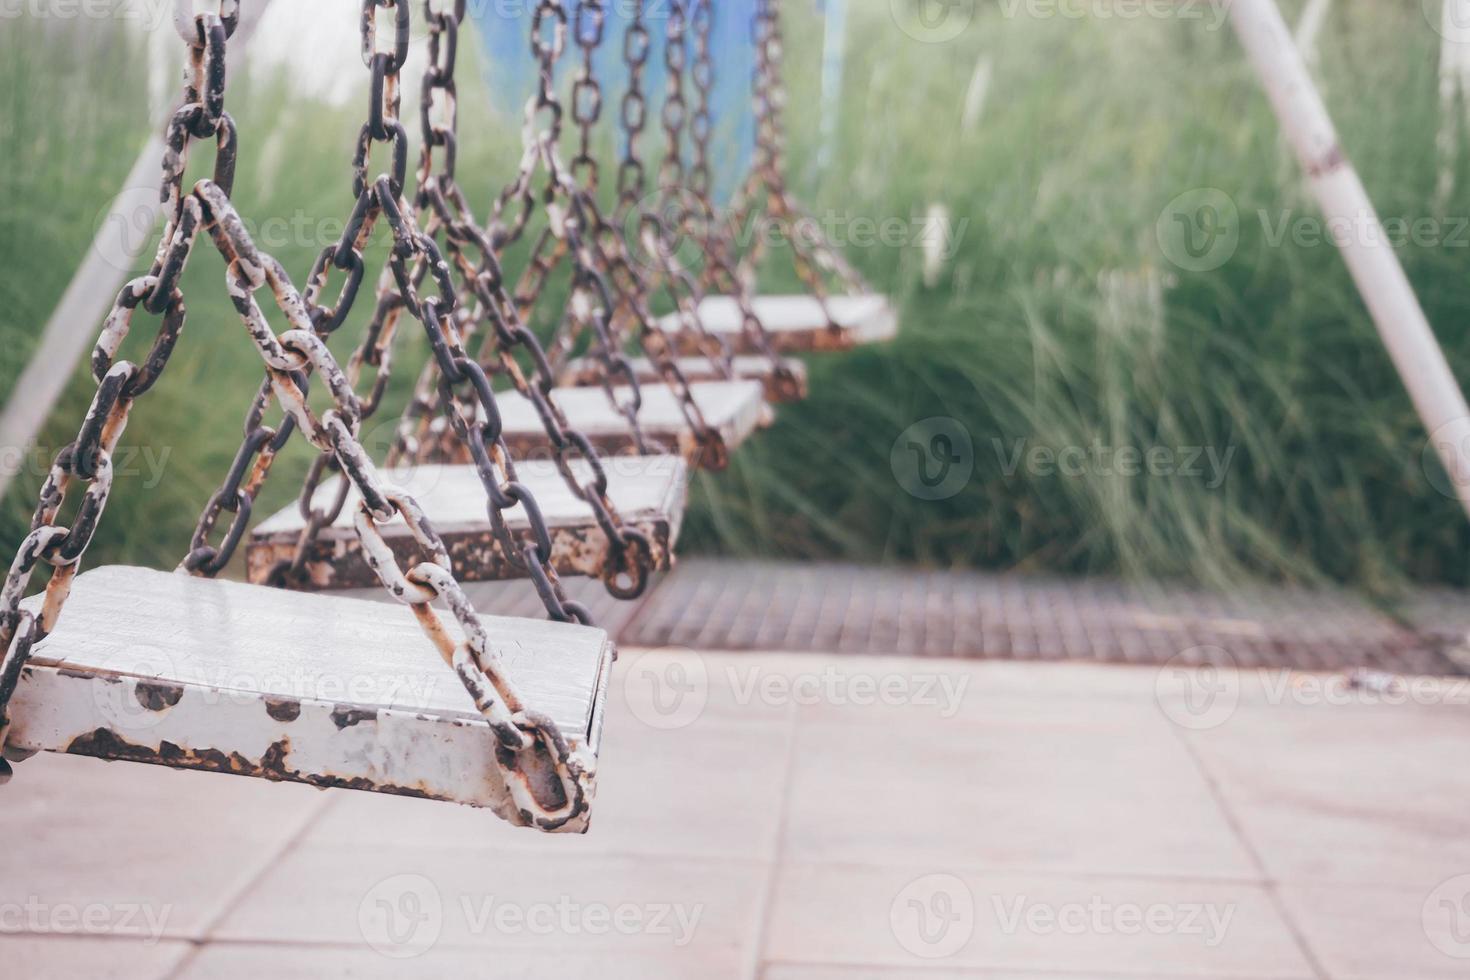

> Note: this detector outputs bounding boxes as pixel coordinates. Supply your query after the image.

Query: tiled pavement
[3,651,1469,978]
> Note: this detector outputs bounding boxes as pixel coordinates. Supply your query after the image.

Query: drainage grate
[369,561,1466,675]
[616,561,1460,674]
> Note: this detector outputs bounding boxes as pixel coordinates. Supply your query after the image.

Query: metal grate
[448,560,1464,674]
[612,561,1456,672]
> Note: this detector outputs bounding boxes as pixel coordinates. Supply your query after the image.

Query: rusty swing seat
[4,566,611,818]
[246,456,688,592]
[658,294,898,354]
[491,380,769,465]
[558,353,809,403]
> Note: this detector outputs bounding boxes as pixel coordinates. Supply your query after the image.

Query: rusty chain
[394,0,735,485]
[383,0,657,598]
[394,0,652,466]
[551,0,729,466]
[637,0,733,377]
[682,0,801,400]
[0,0,593,830]
[725,0,869,327]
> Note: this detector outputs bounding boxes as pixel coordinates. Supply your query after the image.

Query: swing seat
[6,566,611,822]
[246,458,687,591]
[560,354,808,402]
[660,294,898,354]
[492,380,768,467]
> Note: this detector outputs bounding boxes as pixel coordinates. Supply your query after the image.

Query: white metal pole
[1293,0,1331,69]
[1228,0,1470,518]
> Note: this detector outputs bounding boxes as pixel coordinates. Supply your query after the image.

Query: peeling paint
[246,517,673,590]
[134,681,185,711]
[63,728,444,802]
[263,697,302,722]
[330,705,377,729]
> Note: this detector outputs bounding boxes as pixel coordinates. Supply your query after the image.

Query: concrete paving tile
[760,967,1309,980]
[783,700,1254,879]
[764,864,1311,977]
[615,649,802,726]
[1280,881,1470,979]
[732,656,1165,719]
[1180,700,1470,889]
[0,752,326,938]
[174,942,742,979]
[211,845,766,961]
[0,934,192,980]
[302,693,793,861]
[762,967,1008,979]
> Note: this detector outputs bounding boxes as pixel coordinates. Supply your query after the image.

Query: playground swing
[657,0,898,353]
[561,0,810,401]
[463,0,769,471]
[245,0,683,598]
[0,0,610,832]
[250,0,766,603]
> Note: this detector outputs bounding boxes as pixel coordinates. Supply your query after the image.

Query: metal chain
[547,0,729,464]
[614,0,650,221]
[395,0,733,471]
[684,0,800,400]
[397,0,657,598]
[397,0,651,463]
[642,0,733,376]
[0,1,594,830]
[727,0,869,324]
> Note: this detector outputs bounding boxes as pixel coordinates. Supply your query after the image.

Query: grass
[5,3,1470,598]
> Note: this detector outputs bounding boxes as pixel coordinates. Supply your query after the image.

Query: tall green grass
[5,3,1470,598]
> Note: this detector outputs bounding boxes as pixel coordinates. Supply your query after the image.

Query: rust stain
[134,681,185,711]
[247,514,671,590]
[1307,144,1346,178]
[63,728,449,803]
[264,697,302,722]
[58,667,102,681]
[330,705,378,729]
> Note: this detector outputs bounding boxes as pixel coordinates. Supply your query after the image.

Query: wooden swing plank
[7,566,611,821]
[559,354,809,402]
[494,380,768,463]
[659,294,899,354]
[245,457,687,591]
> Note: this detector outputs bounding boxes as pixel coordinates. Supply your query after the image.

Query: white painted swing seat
[493,380,768,462]
[6,566,610,816]
[659,294,898,354]
[560,354,808,402]
[246,457,688,590]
